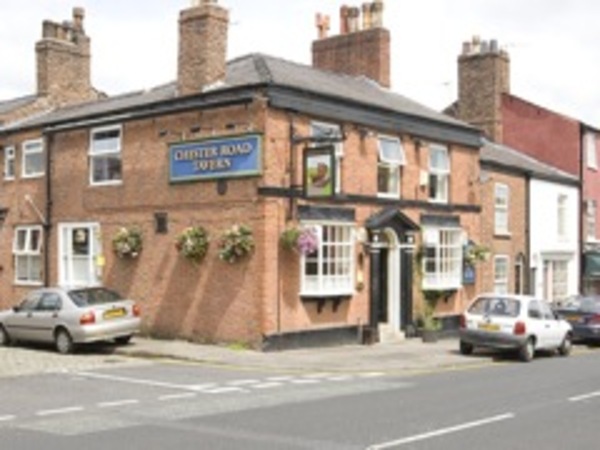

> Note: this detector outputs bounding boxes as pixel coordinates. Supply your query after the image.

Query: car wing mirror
[12,306,20,313]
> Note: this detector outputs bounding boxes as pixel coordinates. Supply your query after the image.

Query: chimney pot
[490,39,499,53]
[362,3,372,30]
[340,6,350,34]
[371,0,384,28]
[72,7,85,30]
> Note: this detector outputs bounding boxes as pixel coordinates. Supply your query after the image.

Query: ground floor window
[422,228,463,290]
[494,255,509,294]
[59,223,102,288]
[301,224,354,297]
[13,226,43,285]
[543,259,569,304]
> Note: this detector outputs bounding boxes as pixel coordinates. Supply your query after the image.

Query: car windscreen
[468,297,521,318]
[68,288,124,307]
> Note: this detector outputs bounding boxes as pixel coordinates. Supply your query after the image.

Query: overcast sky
[2,1,599,125]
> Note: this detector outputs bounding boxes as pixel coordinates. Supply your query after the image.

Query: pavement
[113,336,500,374]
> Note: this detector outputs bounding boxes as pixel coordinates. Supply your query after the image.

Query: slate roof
[481,139,579,184]
[0,53,476,133]
[0,95,38,116]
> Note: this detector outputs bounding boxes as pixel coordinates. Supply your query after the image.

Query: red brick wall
[501,94,580,176]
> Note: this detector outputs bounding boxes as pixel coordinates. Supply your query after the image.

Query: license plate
[478,322,500,331]
[103,308,126,320]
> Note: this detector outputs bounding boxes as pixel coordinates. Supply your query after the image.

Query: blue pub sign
[169,134,262,183]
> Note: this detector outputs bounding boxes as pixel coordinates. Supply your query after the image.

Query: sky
[1,1,600,125]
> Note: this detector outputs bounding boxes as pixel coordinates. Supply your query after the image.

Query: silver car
[0,287,141,354]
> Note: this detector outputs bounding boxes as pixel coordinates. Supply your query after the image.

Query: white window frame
[494,183,509,235]
[89,125,123,186]
[586,132,598,170]
[545,259,569,304]
[422,227,463,290]
[428,143,450,204]
[557,194,567,239]
[4,145,15,180]
[494,255,509,294]
[311,122,343,194]
[377,135,405,198]
[58,222,102,288]
[586,200,597,242]
[22,139,44,179]
[12,226,43,286]
[300,223,355,297]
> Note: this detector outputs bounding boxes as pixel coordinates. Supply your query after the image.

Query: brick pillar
[36,7,94,105]
[457,36,510,142]
[177,1,229,96]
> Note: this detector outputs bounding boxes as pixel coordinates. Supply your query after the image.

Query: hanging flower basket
[218,224,255,264]
[175,226,210,263]
[112,227,143,259]
[280,226,320,256]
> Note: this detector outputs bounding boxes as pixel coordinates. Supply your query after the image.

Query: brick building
[0,1,483,348]
[453,36,595,297]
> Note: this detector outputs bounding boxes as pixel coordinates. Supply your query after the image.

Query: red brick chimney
[36,7,95,105]
[457,36,511,141]
[312,1,390,88]
[177,0,229,96]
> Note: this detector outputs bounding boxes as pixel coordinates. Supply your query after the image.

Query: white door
[59,223,102,288]
[385,230,401,333]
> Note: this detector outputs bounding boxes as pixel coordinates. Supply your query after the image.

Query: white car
[459,294,573,362]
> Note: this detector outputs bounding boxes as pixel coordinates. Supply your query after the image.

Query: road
[0,345,599,449]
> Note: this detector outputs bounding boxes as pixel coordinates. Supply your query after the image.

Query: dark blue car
[554,296,600,342]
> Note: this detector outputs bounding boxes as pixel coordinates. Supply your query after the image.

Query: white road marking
[290,379,320,385]
[188,383,218,391]
[204,387,248,394]
[327,375,354,382]
[71,371,201,392]
[252,382,283,389]
[266,376,295,382]
[98,399,140,408]
[0,415,16,422]
[36,406,85,417]
[569,391,600,402]
[227,379,260,386]
[158,393,197,402]
[366,413,515,449]
[304,373,333,379]
[359,372,385,378]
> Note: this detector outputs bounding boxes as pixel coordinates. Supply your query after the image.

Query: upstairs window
[311,122,343,194]
[4,146,15,180]
[587,200,597,242]
[22,139,44,178]
[13,226,43,285]
[428,144,450,203]
[494,183,509,235]
[377,135,405,197]
[557,194,568,239]
[585,132,598,170]
[90,126,122,185]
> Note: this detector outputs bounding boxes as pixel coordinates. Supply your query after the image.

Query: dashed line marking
[204,387,248,394]
[569,391,600,402]
[189,383,218,391]
[252,382,283,389]
[36,406,84,417]
[304,373,334,379]
[360,372,385,378]
[158,393,197,402]
[98,399,140,408]
[266,376,295,382]
[290,379,321,385]
[0,415,16,422]
[327,375,354,382]
[227,379,260,386]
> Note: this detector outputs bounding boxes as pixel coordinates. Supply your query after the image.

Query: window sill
[14,281,44,287]
[21,174,45,180]
[494,232,512,239]
[377,193,401,200]
[90,181,123,187]
[428,199,448,205]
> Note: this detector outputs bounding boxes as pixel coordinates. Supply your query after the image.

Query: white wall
[529,179,580,301]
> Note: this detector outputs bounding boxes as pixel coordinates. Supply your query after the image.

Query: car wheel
[114,335,132,345]
[55,329,74,355]
[558,333,572,357]
[459,340,474,355]
[0,325,11,346]
[519,338,535,362]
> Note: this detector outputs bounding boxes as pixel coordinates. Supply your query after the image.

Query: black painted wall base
[262,326,361,352]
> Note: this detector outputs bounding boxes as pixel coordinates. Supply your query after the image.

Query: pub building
[0,1,483,349]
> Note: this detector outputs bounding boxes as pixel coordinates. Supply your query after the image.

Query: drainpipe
[525,172,531,295]
[43,132,54,287]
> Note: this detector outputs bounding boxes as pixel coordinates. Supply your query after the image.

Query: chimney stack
[457,35,510,141]
[312,1,390,88]
[35,7,95,105]
[177,0,229,96]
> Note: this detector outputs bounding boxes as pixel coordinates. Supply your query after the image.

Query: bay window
[301,224,354,297]
[422,227,463,290]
